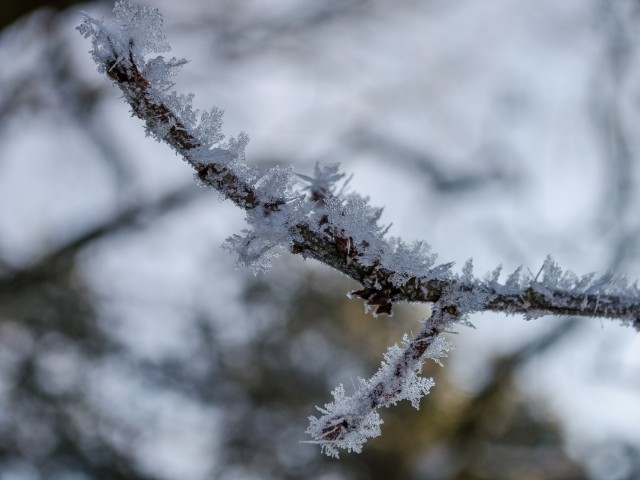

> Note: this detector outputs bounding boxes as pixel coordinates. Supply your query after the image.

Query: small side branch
[305,303,456,457]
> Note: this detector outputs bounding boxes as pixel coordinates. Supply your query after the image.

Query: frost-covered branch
[78,2,640,458]
[305,303,456,457]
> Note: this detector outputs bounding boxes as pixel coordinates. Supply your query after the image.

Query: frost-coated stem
[305,303,456,457]
[79,1,640,458]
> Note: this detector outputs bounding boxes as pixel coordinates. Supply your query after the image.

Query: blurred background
[1,0,640,478]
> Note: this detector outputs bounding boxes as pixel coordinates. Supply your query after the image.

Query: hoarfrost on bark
[79,1,640,459]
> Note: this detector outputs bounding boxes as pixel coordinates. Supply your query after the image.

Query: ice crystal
[425,334,455,367]
[78,1,170,72]
[306,383,383,458]
[78,1,244,161]
[530,256,635,299]
[486,264,503,286]
[300,163,454,289]
[193,108,225,146]
[382,240,439,286]
[461,258,474,283]
[297,162,348,201]
[223,166,310,273]
[504,266,525,292]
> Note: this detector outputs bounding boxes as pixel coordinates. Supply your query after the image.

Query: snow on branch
[79,2,640,457]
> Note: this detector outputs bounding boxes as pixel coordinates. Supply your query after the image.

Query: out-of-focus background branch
[1,1,640,479]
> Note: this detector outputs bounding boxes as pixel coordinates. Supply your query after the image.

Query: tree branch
[77,1,640,457]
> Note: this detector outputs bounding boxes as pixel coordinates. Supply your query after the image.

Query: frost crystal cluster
[79,2,640,458]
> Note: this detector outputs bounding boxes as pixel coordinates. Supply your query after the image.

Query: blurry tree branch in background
[0,0,110,31]
[347,130,518,195]
[193,0,372,60]
[77,1,640,457]
[591,1,640,268]
[0,175,207,478]
[0,184,202,293]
